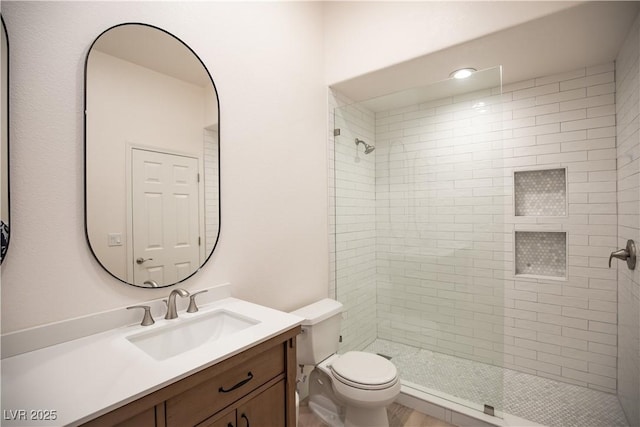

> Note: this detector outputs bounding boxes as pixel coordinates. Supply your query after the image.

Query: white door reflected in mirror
[131,149,200,286]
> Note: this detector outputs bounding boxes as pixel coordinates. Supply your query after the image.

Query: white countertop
[1,297,303,427]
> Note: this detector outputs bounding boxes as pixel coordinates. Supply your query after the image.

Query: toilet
[291,299,401,427]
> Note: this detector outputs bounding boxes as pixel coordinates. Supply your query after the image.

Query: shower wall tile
[203,129,219,255]
[616,11,640,427]
[372,62,618,393]
[328,92,337,301]
[329,89,378,353]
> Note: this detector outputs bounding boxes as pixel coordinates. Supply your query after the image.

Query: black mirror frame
[1,15,11,265]
[83,22,221,288]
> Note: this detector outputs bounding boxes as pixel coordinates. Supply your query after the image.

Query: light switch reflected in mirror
[1,16,10,265]
[85,23,220,288]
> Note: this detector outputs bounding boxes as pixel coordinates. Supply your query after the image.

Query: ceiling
[332,1,640,105]
[359,67,502,112]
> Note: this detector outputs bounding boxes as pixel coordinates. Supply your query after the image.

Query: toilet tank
[290,299,343,365]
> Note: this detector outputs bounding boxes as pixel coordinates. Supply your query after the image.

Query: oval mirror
[1,16,9,265]
[85,23,220,288]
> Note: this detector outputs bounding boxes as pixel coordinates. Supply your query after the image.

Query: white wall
[1,1,328,333]
[615,12,640,426]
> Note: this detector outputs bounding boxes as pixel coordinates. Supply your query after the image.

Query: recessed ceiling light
[450,68,477,79]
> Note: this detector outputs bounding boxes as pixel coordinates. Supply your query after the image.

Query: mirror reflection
[1,16,9,265]
[85,23,220,288]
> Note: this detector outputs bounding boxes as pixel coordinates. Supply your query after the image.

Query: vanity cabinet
[198,380,285,427]
[81,326,300,427]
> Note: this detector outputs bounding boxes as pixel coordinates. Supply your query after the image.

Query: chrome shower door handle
[609,240,636,270]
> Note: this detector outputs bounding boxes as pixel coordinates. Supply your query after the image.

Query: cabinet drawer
[166,344,285,426]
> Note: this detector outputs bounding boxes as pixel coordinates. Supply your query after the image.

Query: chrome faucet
[165,288,190,320]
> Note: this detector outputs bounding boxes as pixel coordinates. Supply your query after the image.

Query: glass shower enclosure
[332,66,506,416]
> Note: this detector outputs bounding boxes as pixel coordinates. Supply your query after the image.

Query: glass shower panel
[333,66,506,416]
[333,100,379,354]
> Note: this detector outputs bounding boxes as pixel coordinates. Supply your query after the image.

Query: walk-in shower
[330,64,632,427]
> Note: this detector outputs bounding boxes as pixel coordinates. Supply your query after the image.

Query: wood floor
[298,399,456,427]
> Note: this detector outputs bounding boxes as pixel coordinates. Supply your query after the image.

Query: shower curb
[397,386,545,427]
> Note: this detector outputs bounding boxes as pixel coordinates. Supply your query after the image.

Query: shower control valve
[609,239,636,270]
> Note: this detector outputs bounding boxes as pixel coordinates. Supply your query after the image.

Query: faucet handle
[609,239,637,270]
[187,290,208,313]
[127,305,155,326]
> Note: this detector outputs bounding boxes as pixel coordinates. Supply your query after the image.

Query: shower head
[355,138,375,154]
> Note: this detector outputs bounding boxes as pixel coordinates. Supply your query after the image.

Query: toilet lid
[330,351,398,390]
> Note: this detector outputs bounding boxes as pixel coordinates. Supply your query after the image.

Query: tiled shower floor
[363,339,629,427]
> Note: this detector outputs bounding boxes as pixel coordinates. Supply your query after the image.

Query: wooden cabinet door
[81,405,158,427]
[114,407,156,427]
[197,409,236,427]
[236,380,285,427]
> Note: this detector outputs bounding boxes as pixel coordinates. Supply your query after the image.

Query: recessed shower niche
[514,168,567,217]
[513,168,568,279]
[515,231,567,280]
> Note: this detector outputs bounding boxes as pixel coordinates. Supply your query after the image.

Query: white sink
[126,309,260,361]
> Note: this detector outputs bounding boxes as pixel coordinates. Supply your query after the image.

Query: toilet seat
[330,351,398,390]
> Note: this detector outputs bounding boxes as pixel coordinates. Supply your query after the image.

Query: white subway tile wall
[328,92,337,302]
[616,14,640,427]
[204,129,219,255]
[374,83,507,379]
[330,61,621,396]
[330,89,378,353]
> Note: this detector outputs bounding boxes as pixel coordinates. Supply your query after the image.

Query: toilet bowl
[317,352,401,427]
[291,299,401,427]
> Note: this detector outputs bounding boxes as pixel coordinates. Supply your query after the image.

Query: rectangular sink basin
[127,309,259,361]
